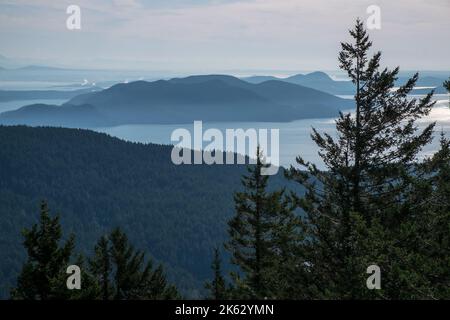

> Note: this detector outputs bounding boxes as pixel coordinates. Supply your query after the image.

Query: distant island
[0,75,354,127]
[243,71,448,95]
[0,87,101,102]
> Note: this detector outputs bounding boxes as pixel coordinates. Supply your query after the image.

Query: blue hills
[243,71,448,95]
[0,75,353,127]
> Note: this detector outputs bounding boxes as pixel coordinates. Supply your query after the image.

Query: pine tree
[423,135,450,298]
[205,247,226,299]
[286,19,436,299]
[68,254,101,300]
[226,147,301,299]
[266,193,306,299]
[404,134,450,299]
[226,147,276,298]
[11,201,75,300]
[89,235,112,300]
[104,228,179,300]
[444,78,450,109]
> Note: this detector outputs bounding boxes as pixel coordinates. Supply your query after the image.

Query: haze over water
[96,95,450,169]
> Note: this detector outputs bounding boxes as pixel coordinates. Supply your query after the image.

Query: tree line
[206,20,450,300]
[11,201,179,300]
[10,20,450,300]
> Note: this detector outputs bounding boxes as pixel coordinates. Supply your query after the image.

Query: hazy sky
[0,0,449,73]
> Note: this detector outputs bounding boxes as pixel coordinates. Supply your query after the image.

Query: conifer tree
[286,19,436,299]
[226,147,301,299]
[205,247,226,299]
[226,147,275,298]
[90,228,179,300]
[266,193,306,299]
[11,201,75,300]
[444,78,450,108]
[68,254,101,300]
[403,134,450,299]
[89,235,112,300]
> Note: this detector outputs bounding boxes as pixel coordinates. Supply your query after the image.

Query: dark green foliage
[10,202,179,300]
[403,134,450,299]
[220,19,450,300]
[444,78,450,93]
[204,247,227,300]
[89,235,112,300]
[10,201,75,300]
[226,148,301,299]
[0,125,297,298]
[285,19,439,299]
[226,148,273,298]
[444,78,450,109]
[89,228,179,300]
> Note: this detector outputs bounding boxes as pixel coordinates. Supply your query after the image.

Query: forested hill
[0,125,300,298]
[0,75,354,127]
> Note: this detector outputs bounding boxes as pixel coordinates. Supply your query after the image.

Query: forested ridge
[2,20,450,300]
[0,125,299,298]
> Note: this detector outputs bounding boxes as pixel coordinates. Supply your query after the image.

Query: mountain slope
[0,75,353,127]
[0,104,111,127]
[243,71,447,95]
[168,75,351,114]
[244,71,355,95]
[0,125,300,299]
[67,78,292,123]
[285,71,355,95]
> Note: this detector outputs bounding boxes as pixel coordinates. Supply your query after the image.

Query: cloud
[0,0,448,71]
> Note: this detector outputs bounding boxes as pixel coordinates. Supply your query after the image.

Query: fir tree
[68,254,101,300]
[226,147,301,299]
[226,147,275,298]
[96,229,179,300]
[266,193,306,299]
[404,134,450,299]
[11,201,75,300]
[89,235,112,300]
[286,19,436,299]
[205,247,226,299]
[444,78,450,109]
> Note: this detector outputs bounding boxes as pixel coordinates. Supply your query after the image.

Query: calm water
[96,96,450,169]
[1,93,448,169]
[0,99,68,113]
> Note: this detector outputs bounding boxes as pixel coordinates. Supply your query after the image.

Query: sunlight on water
[97,96,450,170]
[420,100,450,124]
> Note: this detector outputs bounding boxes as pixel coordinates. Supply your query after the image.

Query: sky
[0,0,449,73]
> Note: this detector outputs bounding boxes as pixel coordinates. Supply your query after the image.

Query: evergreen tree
[404,134,450,299]
[226,147,275,298]
[226,147,301,299]
[205,247,226,299]
[68,254,101,300]
[100,228,179,300]
[266,193,306,299]
[286,19,436,299]
[444,78,450,108]
[11,201,75,300]
[89,235,112,300]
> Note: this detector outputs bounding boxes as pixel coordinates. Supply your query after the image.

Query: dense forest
[2,20,450,300]
[0,125,298,298]
[210,20,450,300]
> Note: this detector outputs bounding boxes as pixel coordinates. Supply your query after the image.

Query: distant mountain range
[0,75,353,127]
[244,71,355,95]
[0,88,101,102]
[0,65,66,72]
[243,71,448,95]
